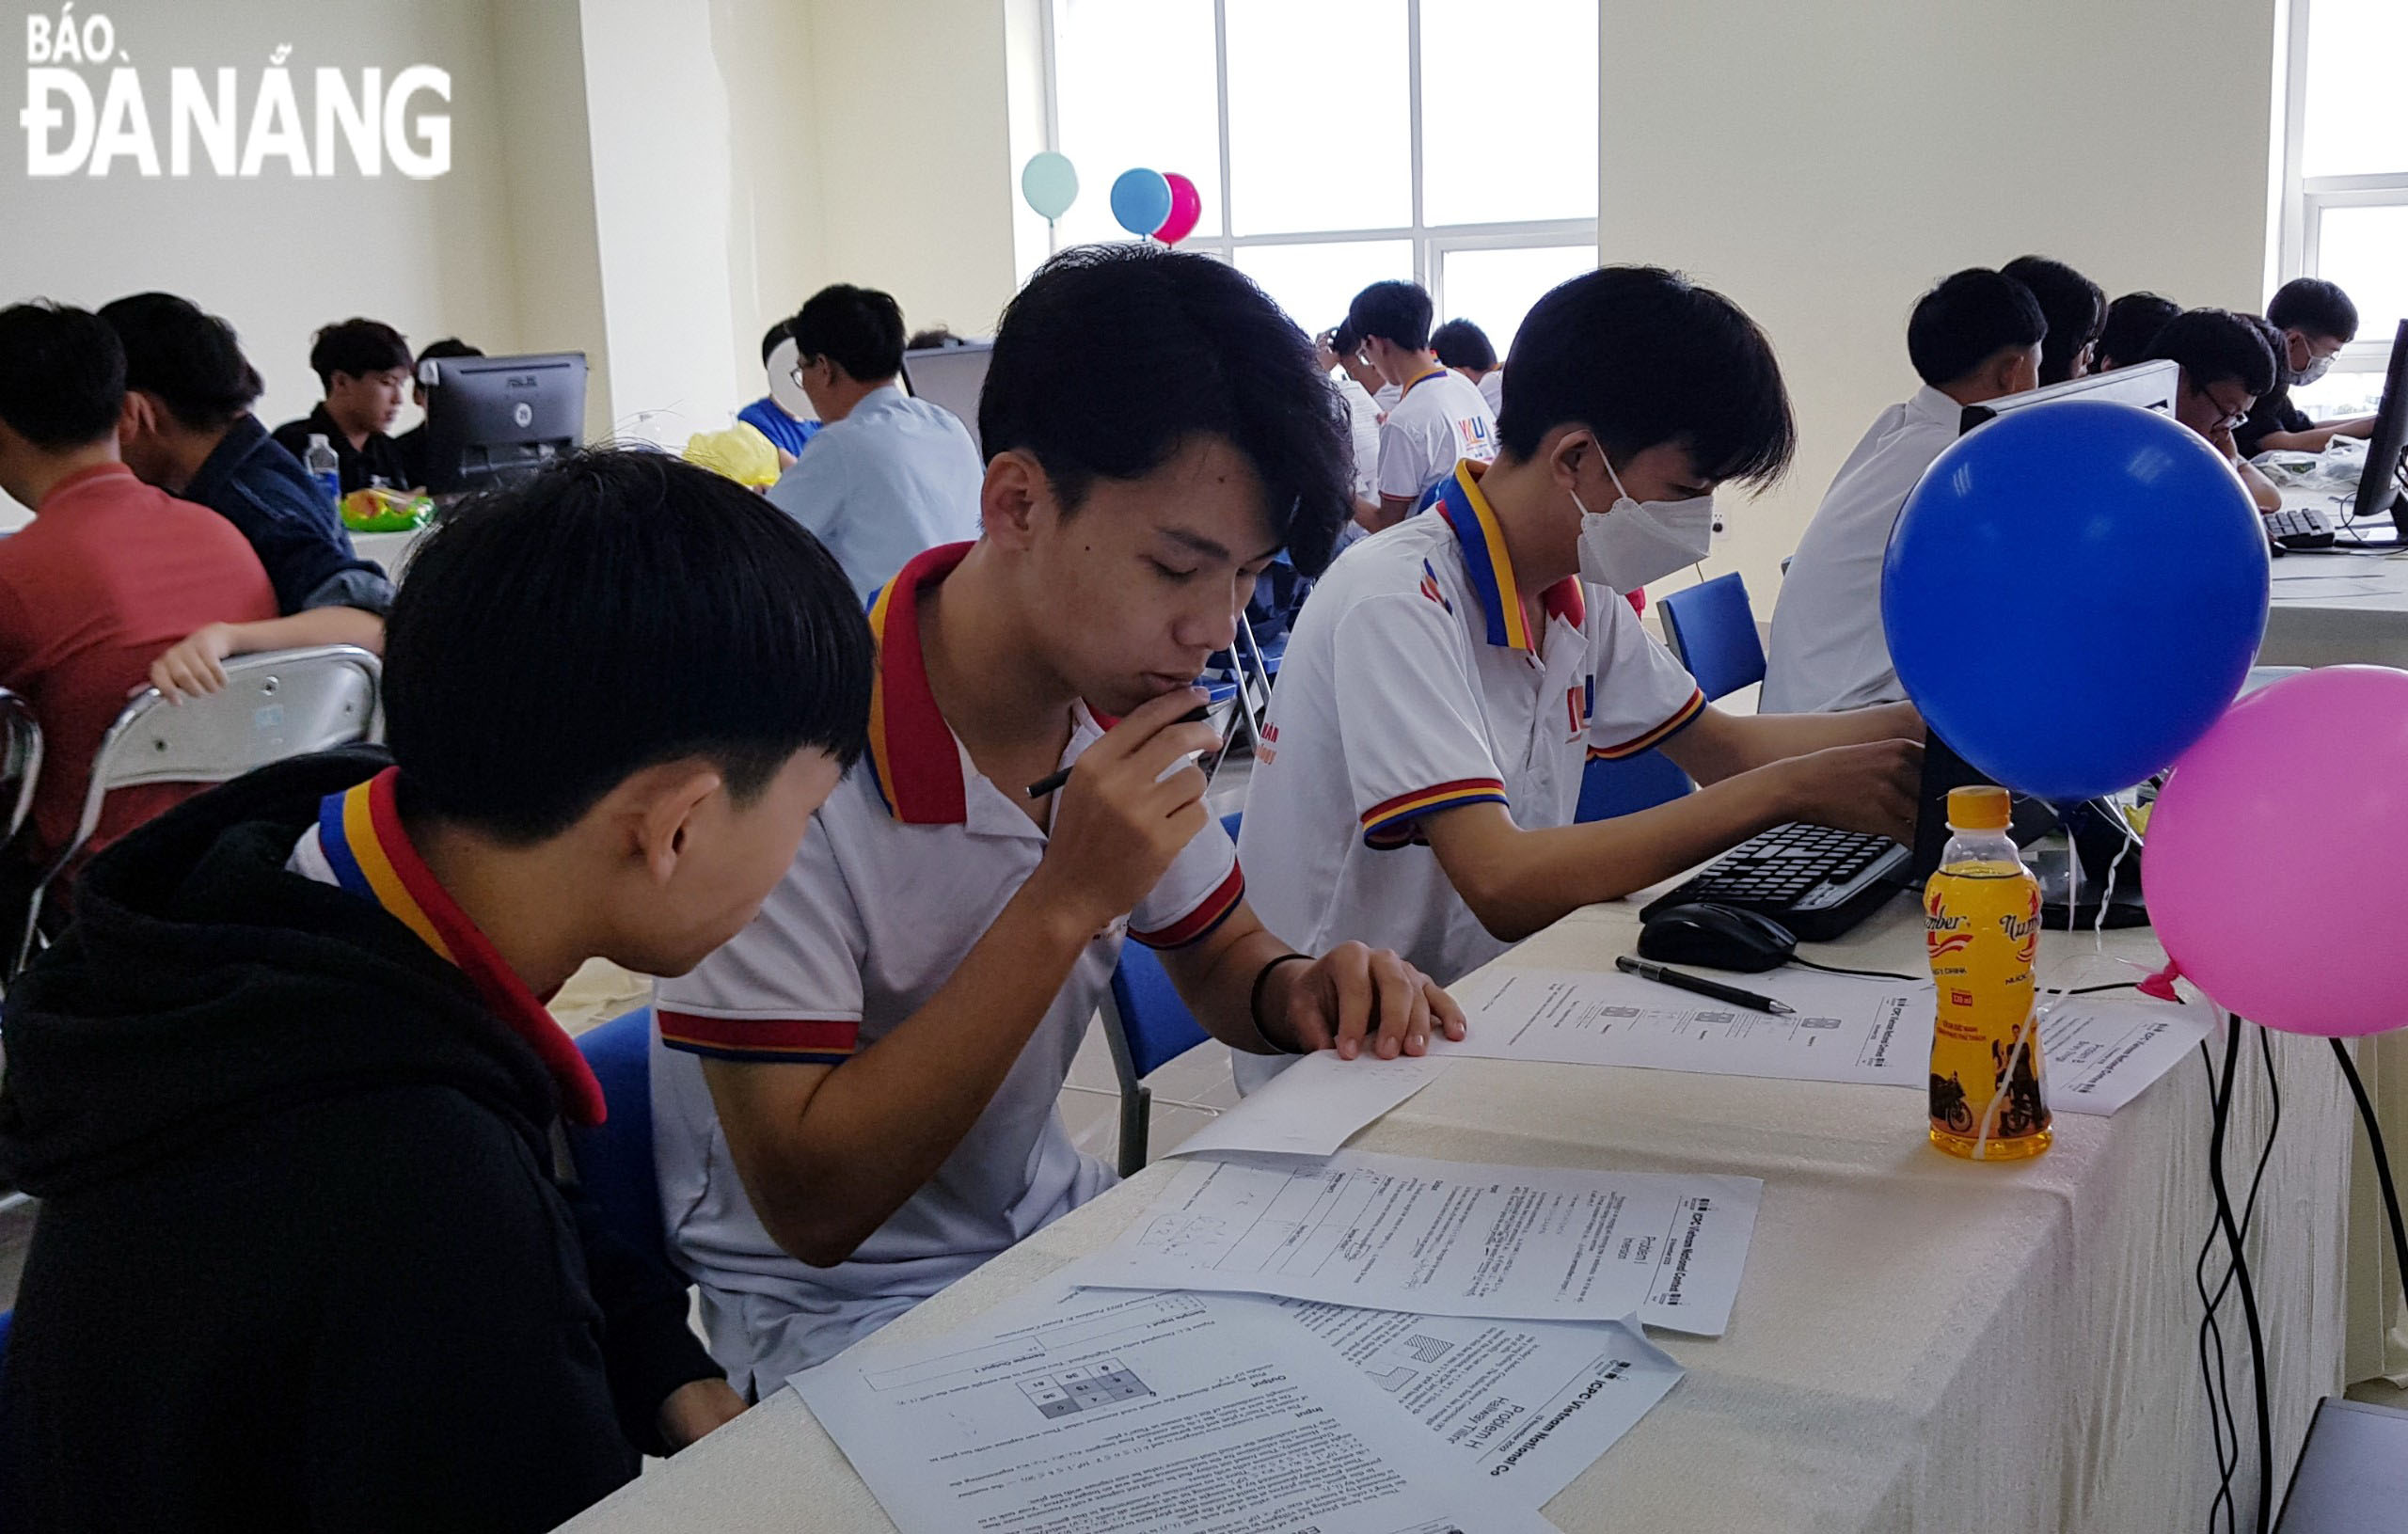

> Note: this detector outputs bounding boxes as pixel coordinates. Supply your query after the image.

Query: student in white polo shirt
[1236,267,1925,1089]
[1350,281,1499,530]
[1434,317,1506,417]
[651,245,1464,1392]
[1762,268,2045,714]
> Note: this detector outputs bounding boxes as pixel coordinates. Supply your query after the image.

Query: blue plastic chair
[567,1006,669,1268]
[1101,814,1239,1177]
[1657,572,1766,702]
[1576,750,1692,822]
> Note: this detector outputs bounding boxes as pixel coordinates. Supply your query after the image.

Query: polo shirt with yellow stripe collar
[650,541,1244,1394]
[1234,460,1703,1089]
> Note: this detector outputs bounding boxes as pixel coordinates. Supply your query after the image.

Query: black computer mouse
[1637,902,1798,973]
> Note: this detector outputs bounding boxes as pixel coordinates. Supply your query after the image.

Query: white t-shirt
[652,544,1246,1391]
[765,383,985,605]
[1235,461,1703,1087]
[1477,369,1504,416]
[1762,385,1961,713]
[1376,368,1498,505]
[1335,373,1383,503]
[1373,381,1402,415]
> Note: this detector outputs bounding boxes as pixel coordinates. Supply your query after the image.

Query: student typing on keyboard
[1233,267,1926,1092]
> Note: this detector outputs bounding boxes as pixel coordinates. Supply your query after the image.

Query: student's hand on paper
[149,623,239,703]
[1778,736,1923,846]
[1035,687,1221,933]
[657,1377,749,1451]
[1264,941,1466,1061]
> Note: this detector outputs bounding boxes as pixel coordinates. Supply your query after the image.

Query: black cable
[2205,1018,2275,1534]
[2203,1026,2285,1534]
[1785,957,1918,982]
[2333,1038,2408,1320]
[2195,1041,2242,1534]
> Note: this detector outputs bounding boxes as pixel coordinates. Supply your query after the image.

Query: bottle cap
[1947,784,2012,830]
[308,434,329,449]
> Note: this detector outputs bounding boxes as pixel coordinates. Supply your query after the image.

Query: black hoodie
[0,749,719,1533]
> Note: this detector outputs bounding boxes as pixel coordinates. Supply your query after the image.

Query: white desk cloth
[563,894,2352,1534]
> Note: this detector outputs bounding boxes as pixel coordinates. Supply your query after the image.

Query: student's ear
[1545,427,1599,496]
[618,761,727,887]
[118,391,155,442]
[980,451,1050,550]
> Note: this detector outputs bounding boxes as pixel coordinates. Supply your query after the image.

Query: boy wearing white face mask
[1232,267,1925,1089]
[1763,268,2045,716]
[2237,277,2374,458]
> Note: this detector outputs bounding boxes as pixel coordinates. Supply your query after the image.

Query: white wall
[1601,0,2287,605]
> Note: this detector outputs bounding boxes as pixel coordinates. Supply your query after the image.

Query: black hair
[0,302,125,451]
[790,284,906,384]
[758,321,789,367]
[1905,269,2047,389]
[2094,292,2180,372]
[97,292,262,433]
[1432,318,1497,372]
[383,450,874,844]
[307,318,411,390]
[2267,277,2359,345]
[2145,308,2277,399]
[1345,280,1434,352]
[415,337,483,368]
[907,326,961,351]
[1497,265,1797,488]
[2001,255,2105,386]
[2245,313,2293,389]
[1330,319,1361,356]
[979,243,1353,577]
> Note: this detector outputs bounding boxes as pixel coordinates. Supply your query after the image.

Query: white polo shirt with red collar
[1234,461,1703,1086]
[650,542,1245,1391]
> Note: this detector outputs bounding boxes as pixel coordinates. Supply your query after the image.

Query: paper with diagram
[1070,1150,1762,1336]
[1443,967,2203,1115]
[791,1281,1560,1534]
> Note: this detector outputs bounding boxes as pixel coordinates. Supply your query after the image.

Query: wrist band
[1249,952,1313,1052]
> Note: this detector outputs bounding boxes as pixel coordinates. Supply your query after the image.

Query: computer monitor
[1954,358,2178,435]
[418,351,587,495]
[2351,319,2408,528]
[899,341,992,455]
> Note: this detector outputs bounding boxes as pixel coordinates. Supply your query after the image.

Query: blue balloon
[1110,168,1173,238]
[1880,399,2269,802]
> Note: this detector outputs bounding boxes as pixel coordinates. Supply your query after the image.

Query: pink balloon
[1155,172,1203,245]
[2147,666,2408,1036]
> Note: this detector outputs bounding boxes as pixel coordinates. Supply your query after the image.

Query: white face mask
[1573,452,1716,593]
[2293,350,2333,387]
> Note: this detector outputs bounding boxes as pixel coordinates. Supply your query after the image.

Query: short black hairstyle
[2002,255,2105,386]
[2245,313,2293,389]
[383,450,874,843]
[980,243,1352,577]
[1330,319,1361,356]
[2267,277,2359,344]
[1497,265,1797,488]
[1432,318,1497,372]
[97,292,262,433]
[907,326,962,351]
[2094,292,2180,372]
[790,284,906,384]
[0,302,125,451]
[2145,308,2277,399]
[308,318,411,390]
[759,321,789,366]
[415,337,483,368]
[1346,280,1434,352]
[1905,269,2047,389]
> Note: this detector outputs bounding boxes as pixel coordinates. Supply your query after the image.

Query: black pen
[1614,955,1795,1015]
[1026,704,1214,799]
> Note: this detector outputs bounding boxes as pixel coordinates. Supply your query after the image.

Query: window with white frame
[2281,0,2408,419]
[1047,0,1599,356]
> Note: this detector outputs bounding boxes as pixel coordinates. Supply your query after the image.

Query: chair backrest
[566,1006,670,1268]
[1657,573,1766,702]
[53,646,380,877]
[1576,750,1692,822]
[0,689,41,848]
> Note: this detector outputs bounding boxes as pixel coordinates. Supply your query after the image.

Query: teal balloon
[1021,151,1078,221]
[1110,168,1173,238]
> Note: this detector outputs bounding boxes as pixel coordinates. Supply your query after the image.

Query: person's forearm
[733,884,1097,1267]
[228,606,385,656]
[1663,702,1920,784]
[2258,427,2337,453]
[1432,774,1798,941]
[2241,462,2283,512]
[1168,912,1300,1054]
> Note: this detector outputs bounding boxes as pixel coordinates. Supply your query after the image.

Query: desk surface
[565,889,2352,1534]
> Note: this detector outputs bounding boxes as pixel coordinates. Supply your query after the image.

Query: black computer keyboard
[2266,504,2337,550]
[1639,822,1910,941]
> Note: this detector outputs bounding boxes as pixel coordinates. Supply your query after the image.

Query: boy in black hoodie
[0,450,875,1532]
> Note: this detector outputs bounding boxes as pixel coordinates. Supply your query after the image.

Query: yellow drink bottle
[1925,785,2051,1161]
